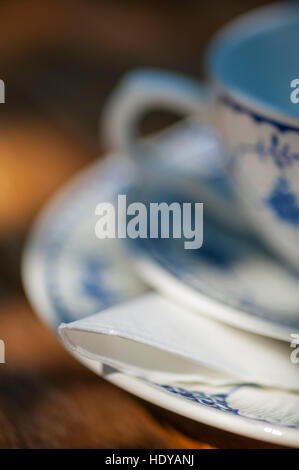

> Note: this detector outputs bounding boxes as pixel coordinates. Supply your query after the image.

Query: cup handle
[101,69,211,154]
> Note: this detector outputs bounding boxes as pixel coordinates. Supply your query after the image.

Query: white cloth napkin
[59,293,298,391]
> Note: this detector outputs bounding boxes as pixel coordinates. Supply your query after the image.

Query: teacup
[102,2,299,268]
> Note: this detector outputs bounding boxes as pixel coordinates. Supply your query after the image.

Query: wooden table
[0,0,284,449]
[0,297,283,449]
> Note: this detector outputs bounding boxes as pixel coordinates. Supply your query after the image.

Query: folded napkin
[59,293,298,391]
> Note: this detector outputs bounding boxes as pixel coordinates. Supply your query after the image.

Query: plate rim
[130,254,294,343]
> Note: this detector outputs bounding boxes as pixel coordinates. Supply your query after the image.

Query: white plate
[22,156,299,447]
[124,183,299,342]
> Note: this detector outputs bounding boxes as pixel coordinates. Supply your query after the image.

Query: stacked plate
[23,120,299,447]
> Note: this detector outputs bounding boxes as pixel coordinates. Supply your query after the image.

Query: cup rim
[206,2,299,129]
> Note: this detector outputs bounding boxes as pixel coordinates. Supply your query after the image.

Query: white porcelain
[102,3,299,269]
[22,156,299,447]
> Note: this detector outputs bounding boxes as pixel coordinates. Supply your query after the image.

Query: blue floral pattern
[156,384,238,414]
[266,177,299,226]
[25,158,299,438]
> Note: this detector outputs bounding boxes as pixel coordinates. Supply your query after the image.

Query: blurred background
[0,0,282,449]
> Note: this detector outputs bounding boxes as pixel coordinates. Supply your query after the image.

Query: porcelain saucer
[22,156,299,447]
[124,183,299,342]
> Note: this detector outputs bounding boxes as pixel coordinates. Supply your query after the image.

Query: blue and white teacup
[103,2,299,269]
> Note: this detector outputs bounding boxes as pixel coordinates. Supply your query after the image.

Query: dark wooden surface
[0,0,284,449]
[0,297,283,449]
